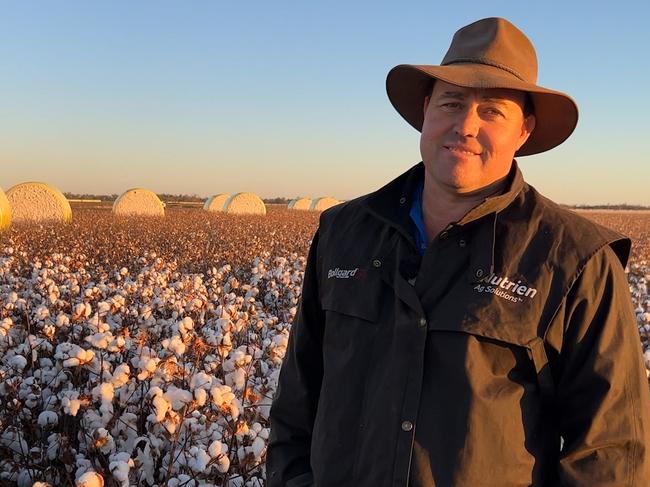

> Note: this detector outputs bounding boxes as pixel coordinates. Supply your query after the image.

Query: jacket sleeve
[554,244,650,486]
[267,229,324,487]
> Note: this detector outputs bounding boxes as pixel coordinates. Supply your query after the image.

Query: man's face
[420,80,536,195]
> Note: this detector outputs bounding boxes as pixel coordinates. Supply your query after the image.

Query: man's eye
[440,102,461,109]
[485,108,505,117]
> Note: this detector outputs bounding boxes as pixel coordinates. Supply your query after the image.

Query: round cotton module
[288,198,312,210]
[6,182,72,223]
[310,197,341,212]
[203,194,230,213]
[0,188,11,230]
[223,192,267,215]
[113,188,165,217]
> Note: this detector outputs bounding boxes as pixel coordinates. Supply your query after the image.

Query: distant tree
[64,192,115,202]
[572,204,650,210]
[263,197,291,204]
[157,193,205,203]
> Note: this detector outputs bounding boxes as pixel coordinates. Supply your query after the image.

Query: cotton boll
[258,428,270,440]
[162,335,186,355]
[0,317,12,336]
[208,440,226,459]
[96,301,110,317]
[179,316,194,335]
[54,313,70,329]
[110,363,130,388]
[1,428,29,456]
[140,305,152,320]
[163,410,180,435]
[134,440,156,485]
[17,470,37,487]
[251,437,265,459]
[42,323,56,338]
[56,343,95,367]
[85,332,112,349]
[34,305,50,321]
[9,354,27,371]
[267,332,290,364]
[44,432,62,461]
[87,315,109,333]
[168,476,196,487]
[190,371,213,391]
[75,471,104,487]
[225,368,246,391]
[149,394,170,423]
[163,385,193,411]
[108,452,134,486]
[37,411,58,427]
[92,428,115,454]
[216,452,230,474]
[82,303,93,319]
[188,447,211,473]
[135,356,160,380]
[194,388,207,407]
[91,383,115,404]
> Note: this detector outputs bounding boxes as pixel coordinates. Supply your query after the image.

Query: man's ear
[423,95,431,116]
[517,114,536,150]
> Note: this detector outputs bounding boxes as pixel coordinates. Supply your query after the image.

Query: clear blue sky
[0,1,648,205]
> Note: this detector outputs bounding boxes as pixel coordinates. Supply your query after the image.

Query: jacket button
[459,239,466,248]
[401,420,413,432]
[418,317,427,328]
[475,268,484,278]
[372,259,382,268]
[399,196,406,204]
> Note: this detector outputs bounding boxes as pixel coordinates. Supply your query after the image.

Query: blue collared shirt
[409,180,429,255]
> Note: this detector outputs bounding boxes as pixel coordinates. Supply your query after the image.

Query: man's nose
[453,107,480,137]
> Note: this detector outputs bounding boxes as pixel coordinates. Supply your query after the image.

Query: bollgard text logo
[328,267,359,279]
[473,272,537,303]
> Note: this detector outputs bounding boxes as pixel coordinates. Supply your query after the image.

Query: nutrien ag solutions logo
[473,273,537,303]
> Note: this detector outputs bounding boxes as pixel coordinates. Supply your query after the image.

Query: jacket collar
[362,160,526,280]
[361,162,424,246]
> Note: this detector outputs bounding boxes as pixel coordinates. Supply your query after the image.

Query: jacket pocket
[320,269,383,323]
[429,300,554,406]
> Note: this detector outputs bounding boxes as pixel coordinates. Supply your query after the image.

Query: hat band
[442,57,527,82]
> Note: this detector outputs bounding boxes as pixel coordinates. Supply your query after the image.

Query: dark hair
[426,79,534,117]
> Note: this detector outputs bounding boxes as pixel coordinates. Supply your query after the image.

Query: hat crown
[441,17,538,83]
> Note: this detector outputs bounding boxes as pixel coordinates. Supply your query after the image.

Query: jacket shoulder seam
[542,241,617,342]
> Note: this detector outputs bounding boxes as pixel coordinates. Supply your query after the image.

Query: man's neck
[421,174,510,240]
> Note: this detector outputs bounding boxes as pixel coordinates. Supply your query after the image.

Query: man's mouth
[444,144,482,156]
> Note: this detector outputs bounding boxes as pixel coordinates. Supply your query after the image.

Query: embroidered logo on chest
[473,273,537,303]
[327,267,369,280]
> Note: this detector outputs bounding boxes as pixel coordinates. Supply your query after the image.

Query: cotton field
[0,207,648,487]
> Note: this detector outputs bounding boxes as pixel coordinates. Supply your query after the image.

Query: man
[267,17,650,486]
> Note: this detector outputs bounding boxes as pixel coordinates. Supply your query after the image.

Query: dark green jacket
[267,162,650,486]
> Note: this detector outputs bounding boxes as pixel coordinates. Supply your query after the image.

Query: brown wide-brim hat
[386,17,579,156]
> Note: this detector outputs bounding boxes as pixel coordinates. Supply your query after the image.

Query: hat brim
[386,64,579,156]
